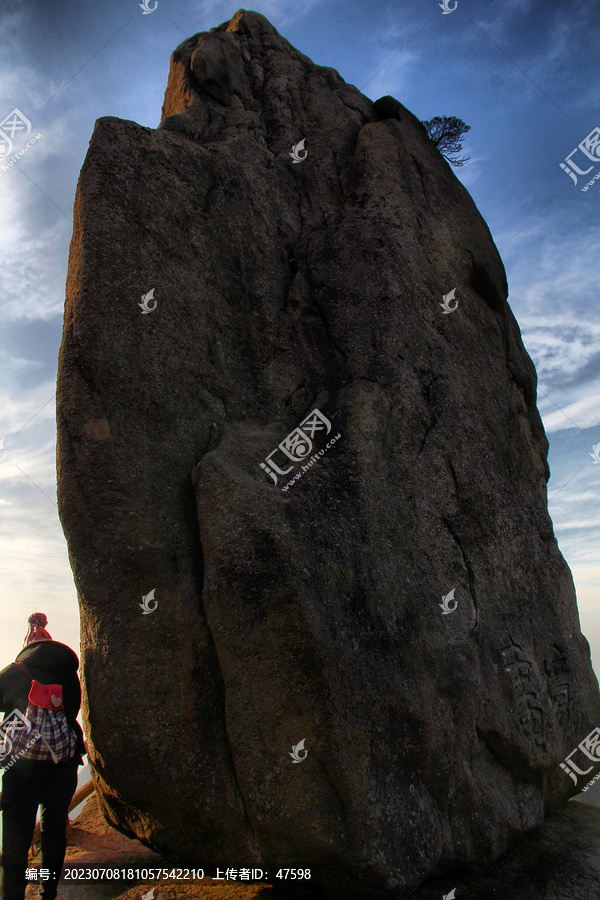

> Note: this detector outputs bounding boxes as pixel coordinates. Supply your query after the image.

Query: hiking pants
[0,760,78,900]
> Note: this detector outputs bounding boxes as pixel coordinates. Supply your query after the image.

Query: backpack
[0,662,77,764]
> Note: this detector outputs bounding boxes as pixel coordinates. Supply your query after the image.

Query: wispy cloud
[542,393,600,433]
[181,0,342,32]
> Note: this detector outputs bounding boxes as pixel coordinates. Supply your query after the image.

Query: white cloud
[0,224,68,322]
[0,63,84,329]
[183,0,341,32]
[499,216,600,442]
[359,49,420,102]
[453,153,487,190]
[0,381,56,440]
[0,420,75,662]
[542,392,600,433]
[0,354,43,375]
[0,440,58,506]
[0,514,79,661]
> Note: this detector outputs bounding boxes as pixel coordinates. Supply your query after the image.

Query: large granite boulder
[56,9,600,898]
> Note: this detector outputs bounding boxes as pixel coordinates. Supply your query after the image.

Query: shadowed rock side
[57,9,600,899]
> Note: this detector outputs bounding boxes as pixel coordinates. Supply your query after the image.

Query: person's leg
[0,763,41,900]
[38,764,77,900]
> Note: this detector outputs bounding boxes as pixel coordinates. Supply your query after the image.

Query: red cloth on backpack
[28,680,64,710]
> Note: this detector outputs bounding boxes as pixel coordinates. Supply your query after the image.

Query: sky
[0,0,599,683]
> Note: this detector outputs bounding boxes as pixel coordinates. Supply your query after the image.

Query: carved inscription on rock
[501,636,546,754]
[544,644,571,737]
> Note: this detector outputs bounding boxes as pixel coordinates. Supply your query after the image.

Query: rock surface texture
[57,9,600,898]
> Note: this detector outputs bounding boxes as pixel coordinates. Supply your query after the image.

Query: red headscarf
[23,612,52,646]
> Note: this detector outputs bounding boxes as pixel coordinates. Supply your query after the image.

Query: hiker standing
[0,613,85,900]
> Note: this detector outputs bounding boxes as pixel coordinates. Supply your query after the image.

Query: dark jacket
[0,640,85,767]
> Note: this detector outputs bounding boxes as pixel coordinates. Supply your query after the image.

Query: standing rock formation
[57,9,600,898]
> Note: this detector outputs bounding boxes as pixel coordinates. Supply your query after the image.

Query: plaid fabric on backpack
[1,662,77,764]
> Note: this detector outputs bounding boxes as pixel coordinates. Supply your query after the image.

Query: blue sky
[0,0,599,675]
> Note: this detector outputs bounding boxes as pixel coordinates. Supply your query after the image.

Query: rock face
[409,802,600,900]
[57,9,600,898]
